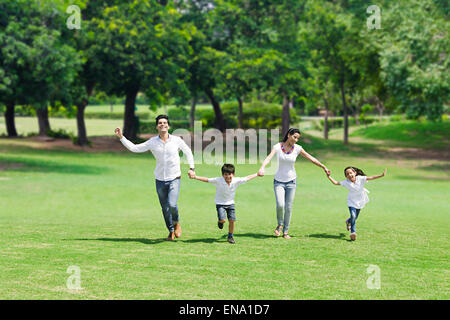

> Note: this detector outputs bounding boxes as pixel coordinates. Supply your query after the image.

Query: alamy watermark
[173,121,280,174]
[366,5,381,30]
[66,5,81,30]
[366,264,381,289]
[66,265,82,290]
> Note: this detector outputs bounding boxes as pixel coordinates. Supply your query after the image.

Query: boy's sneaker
[218,221,224,229]
[345,219,351,231]
[350,233,357,241]
[227,236,235,244]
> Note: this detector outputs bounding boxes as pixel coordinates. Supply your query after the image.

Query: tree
[0,0,80,137]
[375,0,449,120]
[91,0,193,140]
[302,0,367,144]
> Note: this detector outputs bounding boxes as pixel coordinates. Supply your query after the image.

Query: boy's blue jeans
[155,178,181,233]
[348,206,361,233]
[274,179,297,233]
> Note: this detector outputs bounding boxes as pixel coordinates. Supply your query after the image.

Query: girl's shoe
[350,233,356,241]
[283,233,291,239]
[345,219,351,231]
[274,226,282,236]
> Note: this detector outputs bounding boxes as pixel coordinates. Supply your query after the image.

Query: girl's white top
[340,175,370,209]
[208,177,248,205]
[273,143,303,182]
[120,135,194,181]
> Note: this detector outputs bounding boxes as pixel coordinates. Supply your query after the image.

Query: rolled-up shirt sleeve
[120,136,153,153]
[178,137,195,168]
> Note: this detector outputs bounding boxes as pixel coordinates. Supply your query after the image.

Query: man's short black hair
[221,163,235,175]
[155,114,170,126]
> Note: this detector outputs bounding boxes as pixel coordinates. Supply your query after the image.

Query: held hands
[188,169,195,179]
[114,127,123,139]
[323,166,331,176]
[257,169,264,177]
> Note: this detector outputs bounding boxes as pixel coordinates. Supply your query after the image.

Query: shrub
[197,101,299,129]
[168,106,190,120]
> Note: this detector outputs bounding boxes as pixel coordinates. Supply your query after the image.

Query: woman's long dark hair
[282,128,301,142]
[344,166,366,177]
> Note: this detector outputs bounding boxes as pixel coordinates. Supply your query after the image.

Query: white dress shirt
[208,177,248,205]
[120,134,194,181]
[340,175,370,209]
[273,143,303,182]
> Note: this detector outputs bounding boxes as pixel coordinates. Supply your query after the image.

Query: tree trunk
[189,95,197,129]
[76,84,95,146]
[340,75,348,145]
[237,96,243,129]
[123,87,139,140]
[205,88,225,132]
[5,102,17,137]
[281,93,290,136]
[36,105,51,136]
[323,96,329,140]
[76,101,88,146]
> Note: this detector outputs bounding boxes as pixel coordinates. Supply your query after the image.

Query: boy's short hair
[155,114,170,126]
[221,163,235,175]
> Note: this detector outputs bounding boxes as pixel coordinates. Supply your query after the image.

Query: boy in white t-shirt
[191,164,260,244]
[327,166,387,241]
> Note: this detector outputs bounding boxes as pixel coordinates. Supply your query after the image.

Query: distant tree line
[0,0,448,145]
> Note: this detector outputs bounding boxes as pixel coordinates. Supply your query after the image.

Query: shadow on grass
[307,233,347,240]
[0,156,107,175]
[71,238,166,245]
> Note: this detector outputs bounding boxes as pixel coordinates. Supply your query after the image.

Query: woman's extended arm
[258,147,277,176]
[300,149,330,175]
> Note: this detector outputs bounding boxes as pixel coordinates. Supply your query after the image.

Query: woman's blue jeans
[155,178,181,232]
[274,179,297,233]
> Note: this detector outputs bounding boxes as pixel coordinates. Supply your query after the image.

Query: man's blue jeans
[155,178,181,232]
[348,206,361,233]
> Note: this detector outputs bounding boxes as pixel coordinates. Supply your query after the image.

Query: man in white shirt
[115,115,195,241]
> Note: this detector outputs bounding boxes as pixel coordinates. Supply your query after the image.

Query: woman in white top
[327,167,386,241]
[258,128,330,239]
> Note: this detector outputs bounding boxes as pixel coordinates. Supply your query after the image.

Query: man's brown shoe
[165,232,175,241]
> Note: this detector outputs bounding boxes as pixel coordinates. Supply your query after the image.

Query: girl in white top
[327,167,387,241]
[258,128,330,239]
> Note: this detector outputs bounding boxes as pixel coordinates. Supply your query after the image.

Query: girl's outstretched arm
[326,173,340,185]
[367,168,387,181]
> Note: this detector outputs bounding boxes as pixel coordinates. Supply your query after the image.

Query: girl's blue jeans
[348,206,361,233]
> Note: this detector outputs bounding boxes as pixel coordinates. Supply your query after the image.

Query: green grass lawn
[0,136,448,299]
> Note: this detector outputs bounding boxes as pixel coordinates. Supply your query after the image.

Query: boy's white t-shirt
[274,143,303,182]
[208,177,248,205]
[340,175,370,209]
